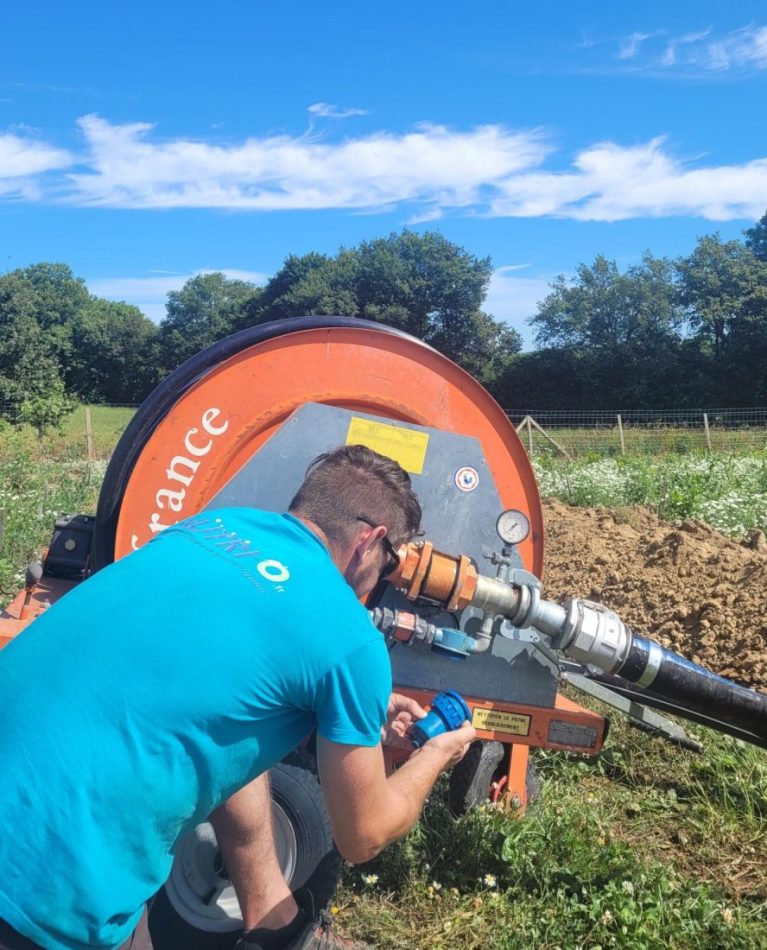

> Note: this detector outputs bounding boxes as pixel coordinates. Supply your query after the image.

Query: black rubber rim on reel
[92,316,435,571]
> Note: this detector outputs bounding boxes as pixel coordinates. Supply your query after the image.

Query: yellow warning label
[472,707,531,737]
[346,417,429,475]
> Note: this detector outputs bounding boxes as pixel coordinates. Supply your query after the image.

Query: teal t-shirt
[0,509,391,950]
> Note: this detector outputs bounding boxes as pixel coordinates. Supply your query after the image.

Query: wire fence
[1,402,767,460]
[0,399,22,426]
[0,402,139,461]
[505,408,767,457]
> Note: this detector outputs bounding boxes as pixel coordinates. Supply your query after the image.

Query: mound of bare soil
[541,499,767,690]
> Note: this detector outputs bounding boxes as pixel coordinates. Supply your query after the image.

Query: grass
[0,406,133,606]
[2,413,767,946]
[57,404,136,459]
[338,713,767,948]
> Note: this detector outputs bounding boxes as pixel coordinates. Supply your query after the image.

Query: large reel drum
[94,316,542,573]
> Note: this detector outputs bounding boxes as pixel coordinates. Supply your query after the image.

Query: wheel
[448,740,506,816]
[149,754,340,950]
[447,742,540,816]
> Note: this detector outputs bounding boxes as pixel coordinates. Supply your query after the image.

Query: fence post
[528,416,572,460]
[703,412,712,452]
[617,414,625,455]
[527,416,534,455]
[85,406,94,461]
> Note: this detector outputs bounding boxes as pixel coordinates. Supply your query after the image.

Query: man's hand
[317,718,477,864]
[381,692,427,750]
[414,721,475,768]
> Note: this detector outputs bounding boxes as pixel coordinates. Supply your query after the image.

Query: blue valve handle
[411,690,472,748]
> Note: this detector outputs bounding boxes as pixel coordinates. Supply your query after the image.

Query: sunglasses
[356,517,400,579]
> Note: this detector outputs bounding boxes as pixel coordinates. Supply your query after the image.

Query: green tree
[0,263,90,380]
[676,234,765,360]
[354,232,493,349]
[744,210,767,262]
[12,262,89,329]
[531,254,681,354]
[523,253,685,407]
[158,272,257,372]
[244,252,357,326]
[679,229,767,405]
[0,271,74,430]
[66,299,159,403]
[248,231,519,384]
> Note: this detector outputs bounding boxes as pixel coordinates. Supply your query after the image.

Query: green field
[1,412,766,947]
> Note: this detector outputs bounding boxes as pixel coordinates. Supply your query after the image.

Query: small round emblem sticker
[454,466,479,492]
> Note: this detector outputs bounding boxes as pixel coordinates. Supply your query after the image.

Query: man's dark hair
[289,445,421,548]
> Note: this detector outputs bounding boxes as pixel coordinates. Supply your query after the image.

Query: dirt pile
[541,499,767,690]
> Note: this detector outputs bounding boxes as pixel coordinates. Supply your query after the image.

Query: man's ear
[360,523,385,557]
[343,523,371,562]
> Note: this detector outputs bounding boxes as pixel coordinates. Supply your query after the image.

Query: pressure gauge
[495,508,530,546]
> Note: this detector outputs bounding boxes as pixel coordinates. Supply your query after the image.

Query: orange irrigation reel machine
[98,315,610,808]
[3,317,765,948]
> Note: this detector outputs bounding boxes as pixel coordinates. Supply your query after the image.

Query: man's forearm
[318,725,474,865]
[333,743,456,863]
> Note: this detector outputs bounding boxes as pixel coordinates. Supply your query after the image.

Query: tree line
[507,213,767,411]
[1,216,766,431]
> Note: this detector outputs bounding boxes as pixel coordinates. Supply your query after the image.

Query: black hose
[579,669,767,748]
[616,635,767,745]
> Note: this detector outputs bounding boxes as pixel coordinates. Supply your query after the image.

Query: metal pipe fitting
[472,573,524,618]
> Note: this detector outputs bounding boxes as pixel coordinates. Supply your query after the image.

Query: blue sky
[2,1,766,346]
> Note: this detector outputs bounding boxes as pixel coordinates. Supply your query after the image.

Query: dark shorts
[0,908,153,950]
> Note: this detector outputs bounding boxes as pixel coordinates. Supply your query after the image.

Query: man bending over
[0,445,475,950]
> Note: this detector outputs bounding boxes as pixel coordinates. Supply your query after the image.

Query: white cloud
[488,137,767,222]
[615,23,767,74]
[67,115,549,212]
[0,132,72,189]
[486,267,553,350]
[617,32,653,60]
[86,269,266,322]
[307,102,369,119]
[703,25,767,70]
[1,114,766,223]
[0,131,72,199]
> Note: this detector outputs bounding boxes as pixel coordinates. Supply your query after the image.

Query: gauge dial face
[496,508,530,545]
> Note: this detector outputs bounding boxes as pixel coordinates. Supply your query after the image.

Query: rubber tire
[448,740,506,816]
[148,754,340,950]
[447,741,540,816]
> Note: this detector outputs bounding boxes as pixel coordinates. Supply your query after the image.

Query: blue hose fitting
[412,690,472,748]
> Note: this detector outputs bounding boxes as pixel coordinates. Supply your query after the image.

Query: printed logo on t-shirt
[177,516,291,592]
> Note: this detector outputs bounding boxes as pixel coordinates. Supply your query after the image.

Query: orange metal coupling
[389,542,479,611]
[388,611,420,643]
